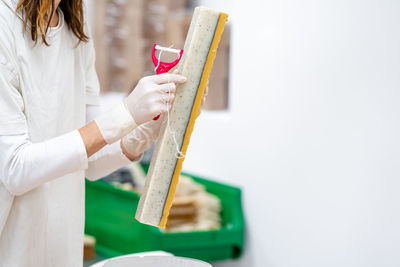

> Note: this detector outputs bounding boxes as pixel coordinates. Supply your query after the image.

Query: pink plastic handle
[151,43,184,120]
[152,43,184,74]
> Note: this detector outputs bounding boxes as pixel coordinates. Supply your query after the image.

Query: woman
[0,0,192,266]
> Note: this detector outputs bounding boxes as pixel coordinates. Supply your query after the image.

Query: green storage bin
[84,168,245,262]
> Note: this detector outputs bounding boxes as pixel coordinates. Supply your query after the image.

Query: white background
[186,0,400,266]
[90,0,400,266]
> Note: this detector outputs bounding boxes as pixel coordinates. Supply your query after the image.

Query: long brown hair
[16,0,88,45]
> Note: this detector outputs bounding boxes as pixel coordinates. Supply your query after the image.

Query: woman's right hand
[124,73,187,125]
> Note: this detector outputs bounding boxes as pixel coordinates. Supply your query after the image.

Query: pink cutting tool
[151,43,184,120]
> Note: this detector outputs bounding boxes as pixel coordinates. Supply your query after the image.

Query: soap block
[135,6,228,228]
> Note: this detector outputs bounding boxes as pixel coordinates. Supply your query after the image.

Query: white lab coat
[0,1,134,266]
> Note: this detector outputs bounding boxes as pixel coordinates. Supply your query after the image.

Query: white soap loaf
[135,6,228,228]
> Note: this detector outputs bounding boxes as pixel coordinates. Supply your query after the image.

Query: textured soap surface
[136,6,226,227]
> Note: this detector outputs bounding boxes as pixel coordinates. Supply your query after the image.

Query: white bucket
[103,256,211,267]
[90,252,212,267]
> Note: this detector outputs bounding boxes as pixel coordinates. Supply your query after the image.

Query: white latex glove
[121,115,163,158]
[95,73,186,144]
[121,82,209,159]
[124,73,186,125]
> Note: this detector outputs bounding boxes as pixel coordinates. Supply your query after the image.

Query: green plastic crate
[84,168,245,262]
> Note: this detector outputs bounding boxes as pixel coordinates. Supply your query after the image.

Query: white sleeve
[85,141,137,181]
[83,24,100,106]
[0,18,27,135]
[0,131,88,196]
[85,105,142,181]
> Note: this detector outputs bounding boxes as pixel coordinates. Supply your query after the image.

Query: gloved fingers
[150,101,170,116]
[143,114,163,140]
[151,73,186,85]
[141,116,163,128]
[125,117,162,142]
[152,90,175,104]
[158,83,176,94]
[173,69,181,75]
[153,114,163,138]
[121,117,162,158]
[159,92,175,104]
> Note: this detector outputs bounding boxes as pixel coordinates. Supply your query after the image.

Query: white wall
[183,0,400,266]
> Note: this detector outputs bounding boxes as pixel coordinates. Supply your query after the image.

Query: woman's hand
[121,81,210,161]
[121,117,163,160]
[92,73,186,148]
[124,73,187,125]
